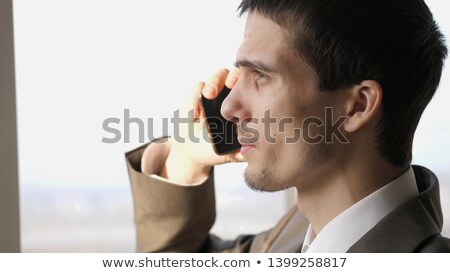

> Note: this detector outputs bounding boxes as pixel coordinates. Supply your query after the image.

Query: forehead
[238,12,298,73]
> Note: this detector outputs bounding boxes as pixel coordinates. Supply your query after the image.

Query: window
[11,0,450,252]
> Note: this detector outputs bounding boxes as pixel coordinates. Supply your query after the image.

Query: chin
[243,166,291,193]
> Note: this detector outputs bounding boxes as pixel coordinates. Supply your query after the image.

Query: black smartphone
[200,87,242,155]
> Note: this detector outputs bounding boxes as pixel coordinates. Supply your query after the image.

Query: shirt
[301,167,418,253]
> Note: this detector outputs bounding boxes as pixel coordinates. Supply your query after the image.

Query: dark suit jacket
[125,139,450,253]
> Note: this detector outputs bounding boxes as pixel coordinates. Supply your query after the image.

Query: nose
[221,81,251,123]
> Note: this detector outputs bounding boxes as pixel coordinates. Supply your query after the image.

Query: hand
[142,68,244,185]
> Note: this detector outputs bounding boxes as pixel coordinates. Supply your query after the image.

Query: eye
[254,70,269,82]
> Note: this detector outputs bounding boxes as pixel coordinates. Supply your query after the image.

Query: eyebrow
[234,59,278,74]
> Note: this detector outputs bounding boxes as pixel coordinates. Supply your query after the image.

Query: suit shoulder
[416,234,450,253]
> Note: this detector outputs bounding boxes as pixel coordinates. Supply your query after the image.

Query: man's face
[222,12,340,192]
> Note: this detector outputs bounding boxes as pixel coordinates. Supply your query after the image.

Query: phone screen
[201,87,242,155]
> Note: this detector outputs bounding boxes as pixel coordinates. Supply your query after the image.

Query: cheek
[250,105,305,148]
[249,83,323,145]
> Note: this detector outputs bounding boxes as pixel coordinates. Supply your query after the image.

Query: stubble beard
[243,166,286,193]
[243,141,335,193]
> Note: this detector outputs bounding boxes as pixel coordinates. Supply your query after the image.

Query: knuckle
[194,81,205,90]
[210,68,230,83]
[217,68,230,76]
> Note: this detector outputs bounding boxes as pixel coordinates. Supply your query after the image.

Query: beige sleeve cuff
[125,138,216,252]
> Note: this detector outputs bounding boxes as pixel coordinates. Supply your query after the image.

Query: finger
[190,82,205,120]
[225,151,246,163]
[225,67,240,89]
[202,68,230,100]
[234,151,246,162]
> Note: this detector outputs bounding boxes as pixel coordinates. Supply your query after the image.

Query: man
[126,0,450,252]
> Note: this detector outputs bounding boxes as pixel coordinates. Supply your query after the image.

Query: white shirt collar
[301,166,418,253]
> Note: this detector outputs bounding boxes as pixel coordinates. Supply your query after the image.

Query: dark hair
[238,0,447,166]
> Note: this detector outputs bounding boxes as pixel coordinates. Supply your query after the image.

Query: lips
[240,145,255,155]
[238,137,256,155]
[237,124,257,156]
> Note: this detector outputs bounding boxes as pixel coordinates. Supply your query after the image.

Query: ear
[343,80,383,133]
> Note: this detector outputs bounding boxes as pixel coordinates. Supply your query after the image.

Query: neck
[296,153,408,236]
